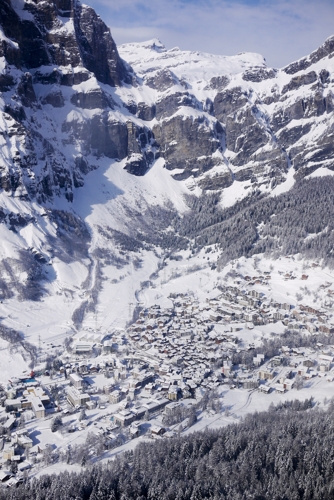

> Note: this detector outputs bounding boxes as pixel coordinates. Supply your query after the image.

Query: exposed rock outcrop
[0,0,333,205]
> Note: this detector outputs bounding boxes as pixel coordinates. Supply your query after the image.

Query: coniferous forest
[3,400,334,500]
[177,176,334,267]
[116,176,334,270]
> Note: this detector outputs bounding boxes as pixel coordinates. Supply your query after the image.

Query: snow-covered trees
[4,398,334,500]
[177,176,334,267]
[51,415,63,433]
[78,409,86,422]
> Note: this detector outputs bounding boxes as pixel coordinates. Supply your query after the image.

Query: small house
[151,425,165,436]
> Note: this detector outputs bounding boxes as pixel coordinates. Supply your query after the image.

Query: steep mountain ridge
[0,0,139,203]
[119,36,334,192]
[0,0,333,205]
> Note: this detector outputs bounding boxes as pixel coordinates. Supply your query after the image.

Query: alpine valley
[1,0,334,494]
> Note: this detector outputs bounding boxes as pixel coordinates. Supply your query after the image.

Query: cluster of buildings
[1,268,334,485]
[204,273,334,335]
[237,345,334,394]
[3,375,50,419]
[121,273,334,398]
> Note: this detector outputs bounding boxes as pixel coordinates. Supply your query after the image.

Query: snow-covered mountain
[0,0,333,373]
[118,36,334,191]
[1,0,333,202]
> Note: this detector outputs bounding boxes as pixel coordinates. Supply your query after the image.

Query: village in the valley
[1,260,334,486]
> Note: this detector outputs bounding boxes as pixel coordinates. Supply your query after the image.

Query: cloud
[86,0,334,67]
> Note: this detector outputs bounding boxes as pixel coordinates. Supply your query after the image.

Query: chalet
[132,325,145,333]
[300,305,319,315]
[306,323,317,333]
[188,380,197,390]
[260,385,271,394]
[259,369,274,380]
[303,359,315,368]
[129,425,140,439]
[148,311,159,320]
[142,383,154,396]
[270,356,283,367]
[103,384,113,395]
[210,313,222,322]
[151,425,165,436]
[292,310,303,321]
[297,366,309,377]
[15,433,33,449]
[103,340,113,353]
[291,347,305,355]
[319,354,333,363]
[318,325,334,335]
[79,362,89,374]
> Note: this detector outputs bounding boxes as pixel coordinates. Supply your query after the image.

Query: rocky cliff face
[0,1,333,206]
[119,37,334,195]
[0,0,154,203]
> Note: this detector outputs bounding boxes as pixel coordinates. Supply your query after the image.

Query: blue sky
[85,0,334,67]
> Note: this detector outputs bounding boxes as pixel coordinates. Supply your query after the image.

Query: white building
[67,387,90,407]
[69,373,83,389]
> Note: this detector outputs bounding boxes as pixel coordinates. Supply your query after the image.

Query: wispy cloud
[86,0,334,67]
